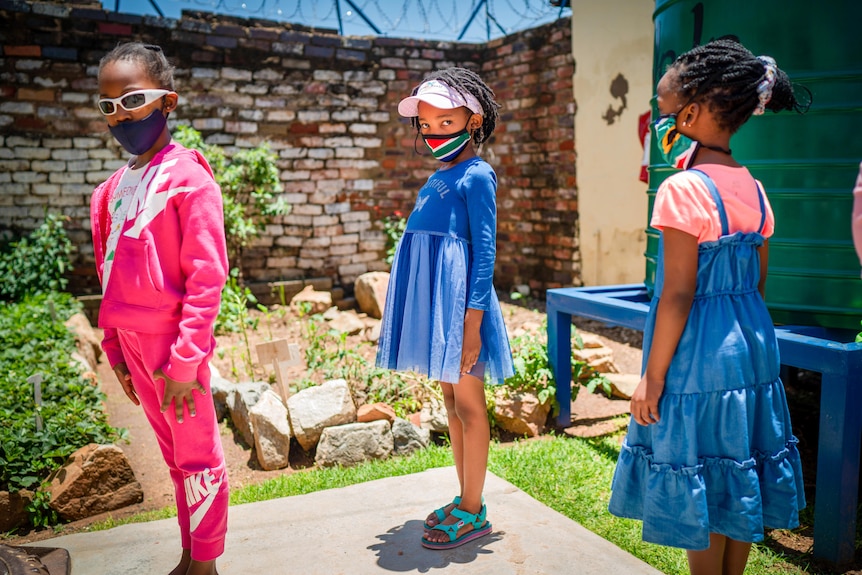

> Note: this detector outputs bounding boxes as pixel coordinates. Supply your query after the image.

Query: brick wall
[0,0,578,297]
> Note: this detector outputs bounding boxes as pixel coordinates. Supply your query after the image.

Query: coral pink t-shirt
[651,164,775,243]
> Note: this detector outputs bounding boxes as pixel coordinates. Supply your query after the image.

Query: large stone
[286,379,356,451]
[326,310,366,336]
[47,444,143,521]
[209,371,236,423]
[605,373,640,400]
[357,402,396,424]
[64,312,102,372]
[419,396,449,432]
[353,271,389,319]
[289,285,332,315]
[314,420,393,467]
[392,418,430,456]
[493,389,551,437]
[250,389,292,471]
[226,381,270,447]
[0,489,33,531]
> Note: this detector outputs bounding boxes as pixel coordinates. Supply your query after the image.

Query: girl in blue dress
[608,39,809,574]
[377,67,514,550]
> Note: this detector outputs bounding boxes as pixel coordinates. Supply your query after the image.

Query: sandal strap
[432,495,461,523]
[450,504,487,528]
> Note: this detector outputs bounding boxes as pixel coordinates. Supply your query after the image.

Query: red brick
[4,45,40,57]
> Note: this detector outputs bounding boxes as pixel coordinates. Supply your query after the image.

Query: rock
[0,490,33,532]
[64,312,102,372]
[314,420,393,467]
[419,396,449,432]
[605,373,640,399]
[363,318,381,343]
[493,389,551,437]
[577,332,606,349]
[286,379,357,451]
[209,372,235,423]
[357,402,396,424]
[0,545,50,575]
[47,444,143,521]
[290,285,332,315]
[354,271,389,319]
[326,310,366,335]
[250,390,292,471]
[392,418,430,456]
[226,381,270,447]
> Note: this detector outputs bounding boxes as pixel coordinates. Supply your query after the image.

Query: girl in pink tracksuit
[91,42,228,575]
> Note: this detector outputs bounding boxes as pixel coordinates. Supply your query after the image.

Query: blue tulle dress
[376,157,514,385]
[608,169,805,550]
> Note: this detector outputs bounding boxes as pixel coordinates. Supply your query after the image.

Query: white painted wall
[572,1,654,286]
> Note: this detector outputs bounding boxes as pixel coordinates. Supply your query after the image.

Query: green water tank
[645,0,862,330]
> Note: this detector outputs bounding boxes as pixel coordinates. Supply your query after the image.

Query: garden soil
[6,297,860,574]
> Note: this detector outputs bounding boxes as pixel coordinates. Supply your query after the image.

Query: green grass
[86,435,817,574]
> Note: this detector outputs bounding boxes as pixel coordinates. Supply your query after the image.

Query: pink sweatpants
[117,329,228,562]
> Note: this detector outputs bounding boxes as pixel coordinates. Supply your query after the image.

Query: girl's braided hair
[410,67,500,144]
[99,42,175,91]
[669,38,810,133]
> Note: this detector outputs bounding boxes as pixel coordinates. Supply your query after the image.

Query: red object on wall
[638,111,650,183]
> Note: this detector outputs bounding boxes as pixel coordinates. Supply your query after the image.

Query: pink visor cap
[397,79,483,117]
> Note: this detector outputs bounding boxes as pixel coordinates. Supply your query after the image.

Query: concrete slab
[26,467,662,574]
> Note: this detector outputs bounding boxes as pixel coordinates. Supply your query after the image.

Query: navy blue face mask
[108,109,167,156]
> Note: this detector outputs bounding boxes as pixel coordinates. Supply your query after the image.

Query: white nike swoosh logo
[189,488,219,532]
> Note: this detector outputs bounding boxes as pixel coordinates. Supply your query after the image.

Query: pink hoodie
[91,143,228,383]
[853,162,862,272]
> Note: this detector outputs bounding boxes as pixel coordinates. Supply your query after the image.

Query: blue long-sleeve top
[404,156,498,311]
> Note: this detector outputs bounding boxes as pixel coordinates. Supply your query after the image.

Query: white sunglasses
[98,89,170,116]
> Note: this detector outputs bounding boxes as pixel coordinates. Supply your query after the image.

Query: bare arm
[630,227,698,426]
[757,239,769,300]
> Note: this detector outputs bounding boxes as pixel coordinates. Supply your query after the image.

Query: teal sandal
[423,496,461,529]
[421,504,492,550]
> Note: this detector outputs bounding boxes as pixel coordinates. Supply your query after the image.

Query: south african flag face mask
[422,121,472,163]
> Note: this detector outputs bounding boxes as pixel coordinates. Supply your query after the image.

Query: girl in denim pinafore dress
[608,39,809,574]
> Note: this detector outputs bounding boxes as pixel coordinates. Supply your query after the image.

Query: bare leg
[424,374,489,543]
[168,550,191,575]
[425,381,462,528]
[687,533,751,575]
[186,559,218,575]
[720,538,752,575]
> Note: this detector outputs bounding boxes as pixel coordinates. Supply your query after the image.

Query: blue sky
[103,0,570,42]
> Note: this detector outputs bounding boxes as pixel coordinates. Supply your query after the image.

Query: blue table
[547,284,862,565]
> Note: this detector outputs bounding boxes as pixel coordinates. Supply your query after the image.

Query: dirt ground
[7,296,862,574]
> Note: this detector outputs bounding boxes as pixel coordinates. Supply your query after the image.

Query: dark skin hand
[154,368,206,424]
[112,363,205,423]
[460,308,484,374]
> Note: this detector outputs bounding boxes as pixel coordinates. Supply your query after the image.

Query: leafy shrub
[0,213,73,303]
[381,212,407,266]
[0,293,123,497]
[172,124,288,265]
[503,322,611,416]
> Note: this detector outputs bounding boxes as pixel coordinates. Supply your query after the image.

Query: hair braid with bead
[410,67,500,144]
[668,38,809,133]
[99,42,175,91]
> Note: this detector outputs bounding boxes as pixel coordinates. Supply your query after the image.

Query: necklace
[701,143,732,155]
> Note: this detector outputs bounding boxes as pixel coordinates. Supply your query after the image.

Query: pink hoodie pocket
[104,237,164,310]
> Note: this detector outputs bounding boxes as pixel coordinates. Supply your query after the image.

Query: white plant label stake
[28,373,43,432]
[256,339,301,404]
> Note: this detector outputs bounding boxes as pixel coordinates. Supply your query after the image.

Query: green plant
[173,125,289,266]
[381,212,407,265]
[502,323,611,416]
[215,269,267,379]
[0,292,123,518]
[0,213,73,303]
[856,320,861,343]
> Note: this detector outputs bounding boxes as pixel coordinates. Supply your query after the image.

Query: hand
[629,374,665,426]
[460,309,484,375]
[113,362,140,406]
[153,368,206,424]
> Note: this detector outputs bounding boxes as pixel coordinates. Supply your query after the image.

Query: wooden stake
[27,373,43,432]
[256,339,301,405]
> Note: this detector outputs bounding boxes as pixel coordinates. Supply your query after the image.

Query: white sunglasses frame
[97,89,171,116]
